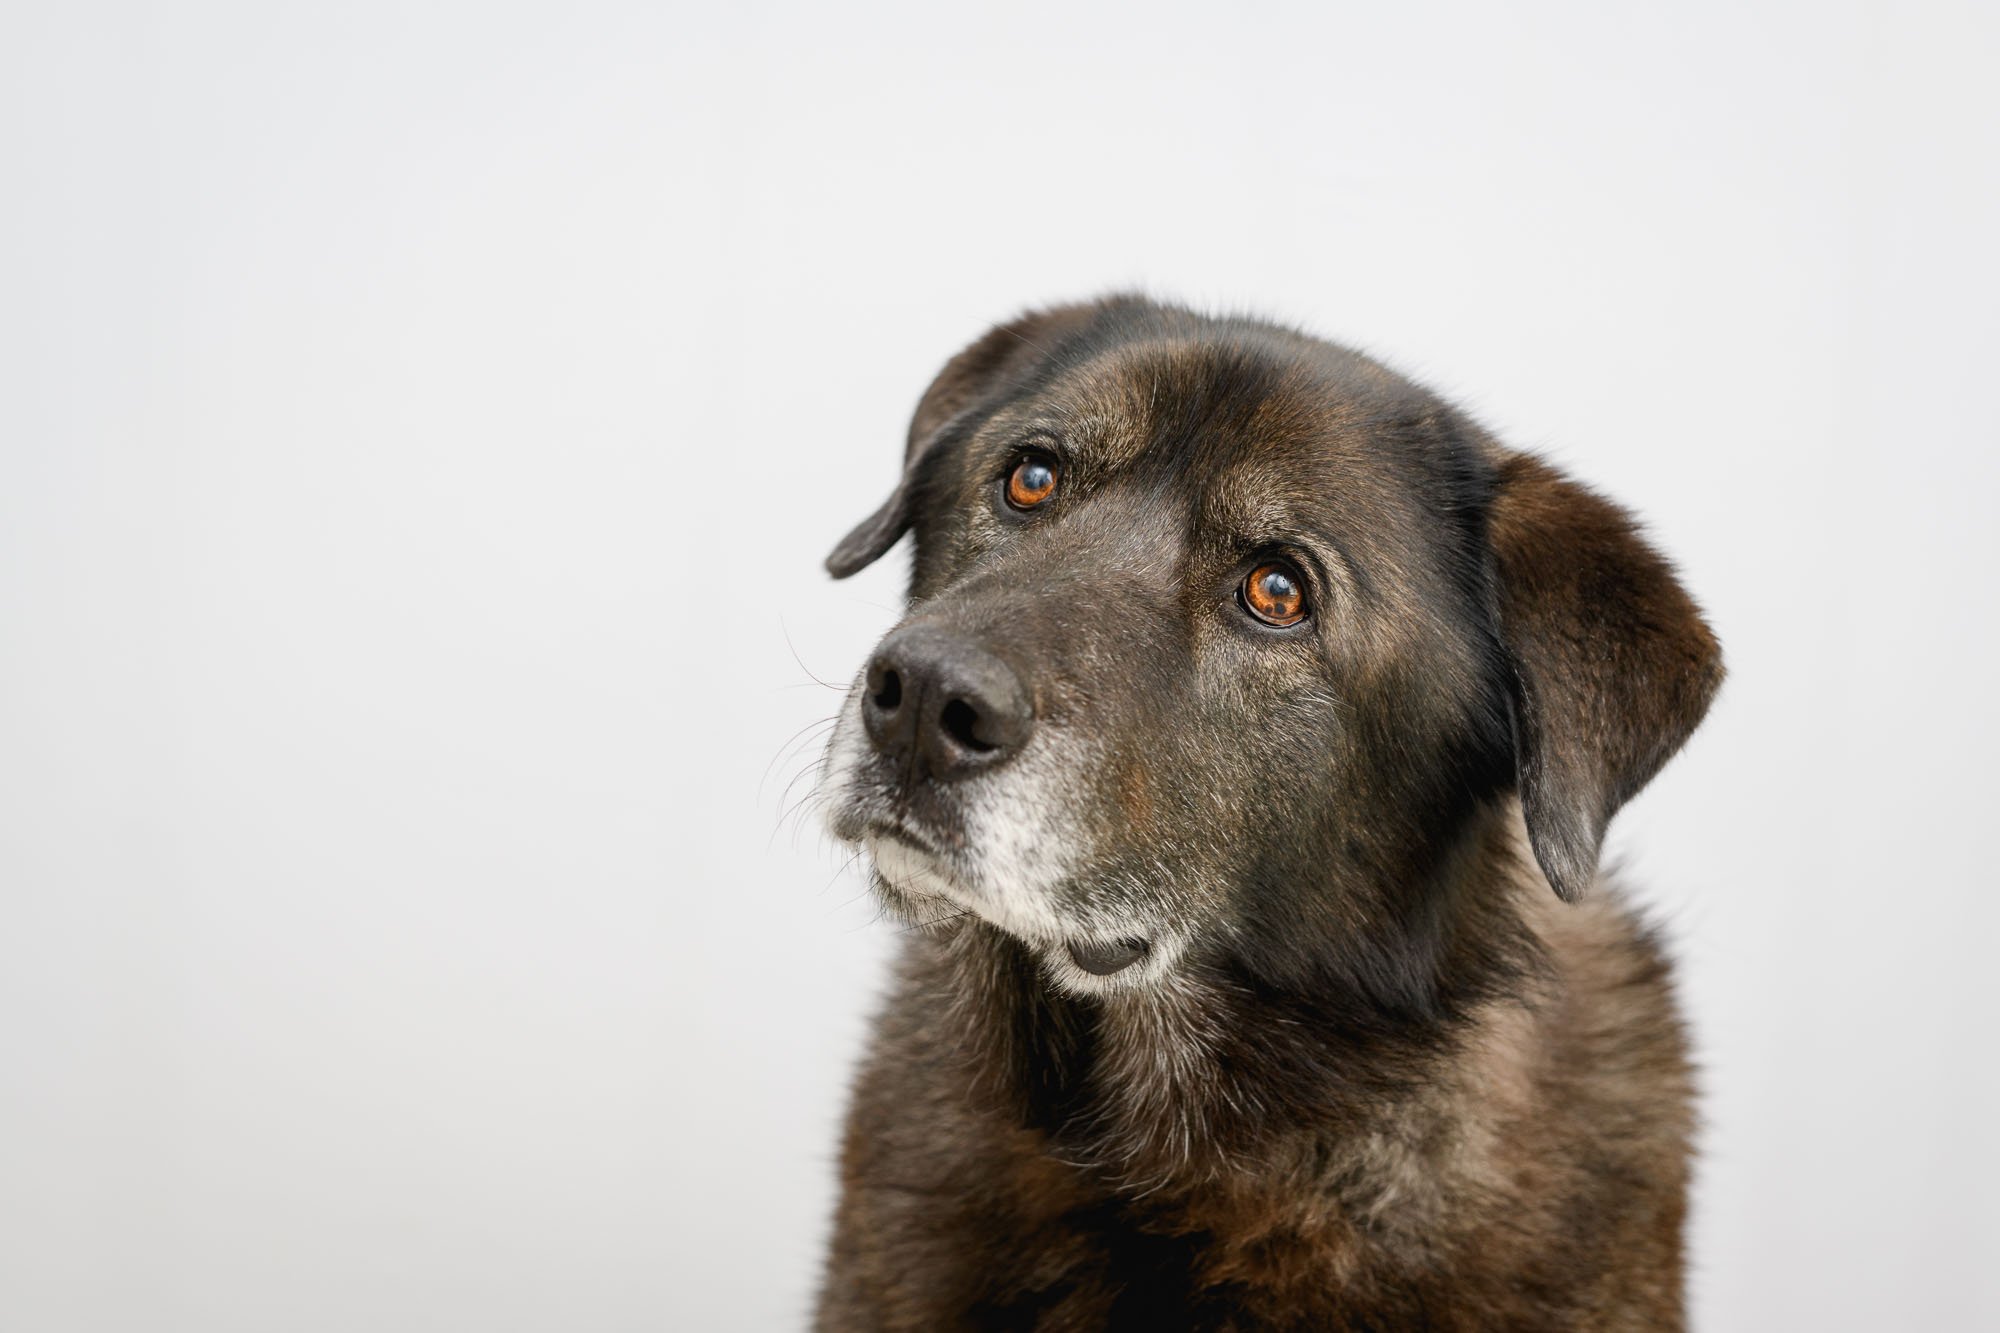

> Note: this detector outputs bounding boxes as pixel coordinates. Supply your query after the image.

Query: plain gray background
[4,1,1996,1328]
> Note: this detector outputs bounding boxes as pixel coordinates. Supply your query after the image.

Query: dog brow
[1199,483,1379,603]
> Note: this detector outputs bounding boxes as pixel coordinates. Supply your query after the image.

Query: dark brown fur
[814,297,1722,1330]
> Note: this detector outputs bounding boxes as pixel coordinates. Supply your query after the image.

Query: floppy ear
[1488,454,1723,901]
[825,301,1113,579]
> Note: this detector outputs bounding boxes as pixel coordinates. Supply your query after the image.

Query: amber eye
[1005,453,1059,509]
[1241,561,1308,627]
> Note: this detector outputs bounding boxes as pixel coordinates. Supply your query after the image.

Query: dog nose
[862,624,1033,780]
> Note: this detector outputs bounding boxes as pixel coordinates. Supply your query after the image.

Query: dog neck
[903,808,1562,1227]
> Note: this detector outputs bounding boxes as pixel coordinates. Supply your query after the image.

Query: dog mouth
[863,828,958,903]
[863,826,1154,979]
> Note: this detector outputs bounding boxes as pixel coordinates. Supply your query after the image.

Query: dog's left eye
[1005,453,1060,510]
[1241,561,1308,627]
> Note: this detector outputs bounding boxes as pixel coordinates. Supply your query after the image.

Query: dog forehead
[1023,340,1402,534]
[1039,339,1364,468]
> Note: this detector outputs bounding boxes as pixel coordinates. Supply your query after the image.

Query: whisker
[779,616,848,692]
[774,789,833,854]
[777,751,830,812]
[775,767,831,839]
[759,715,838,803]
[819,847,868,898]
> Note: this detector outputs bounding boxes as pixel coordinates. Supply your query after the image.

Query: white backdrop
[4,2,1996,1328]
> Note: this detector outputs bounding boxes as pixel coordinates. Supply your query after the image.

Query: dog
[810,296,1722,1330]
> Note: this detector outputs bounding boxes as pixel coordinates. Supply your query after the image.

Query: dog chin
[864,830,1065,943]
[862,830,1176,996]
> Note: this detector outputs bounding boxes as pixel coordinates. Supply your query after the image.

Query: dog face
[818,299,1719,998]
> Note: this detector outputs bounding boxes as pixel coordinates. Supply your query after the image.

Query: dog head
[817,298,1720,998]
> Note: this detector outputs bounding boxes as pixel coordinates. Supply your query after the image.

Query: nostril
[872,669,902,712]
[863,625,1031,777]
[939,698,994,753]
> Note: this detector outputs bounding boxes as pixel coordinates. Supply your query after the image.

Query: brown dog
[812,296,1721,1330]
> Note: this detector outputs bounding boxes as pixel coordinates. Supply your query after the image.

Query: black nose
[862,623,1034,781]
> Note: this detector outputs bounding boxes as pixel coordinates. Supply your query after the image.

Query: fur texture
[812,297,1721,1330]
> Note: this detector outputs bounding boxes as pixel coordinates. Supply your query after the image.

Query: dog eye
[1004,453,1059,510]
[1241,561,1308,627]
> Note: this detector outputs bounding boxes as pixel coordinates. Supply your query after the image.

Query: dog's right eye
[1241,561,1309,627]
[1004,453,1060,510]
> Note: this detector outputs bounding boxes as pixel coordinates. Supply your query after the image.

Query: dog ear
[1488,454,1723,901]
[825,302,1111,579]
